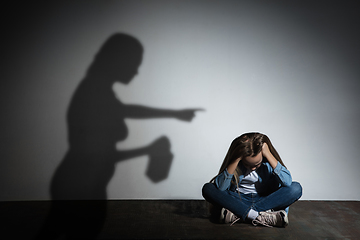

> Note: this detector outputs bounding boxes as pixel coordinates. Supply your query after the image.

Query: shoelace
[230,217,241,226]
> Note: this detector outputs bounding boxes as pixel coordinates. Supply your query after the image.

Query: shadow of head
[87,33,143,84]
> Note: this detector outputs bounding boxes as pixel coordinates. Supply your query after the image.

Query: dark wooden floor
[1,200,359,239]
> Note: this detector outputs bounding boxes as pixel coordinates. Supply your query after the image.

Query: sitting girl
[202,132,302,227]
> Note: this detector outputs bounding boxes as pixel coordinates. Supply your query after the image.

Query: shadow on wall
[35,33,203,239]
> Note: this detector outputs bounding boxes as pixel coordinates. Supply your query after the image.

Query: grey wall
[1,1,360,201]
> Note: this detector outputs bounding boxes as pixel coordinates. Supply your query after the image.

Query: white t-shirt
[236,170,259,194]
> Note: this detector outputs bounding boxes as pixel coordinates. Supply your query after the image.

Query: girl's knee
[290,181,303,199]
[202,183,214,197]
[202,182,212,190]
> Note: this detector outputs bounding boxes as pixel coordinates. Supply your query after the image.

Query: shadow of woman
[35,33,203,239]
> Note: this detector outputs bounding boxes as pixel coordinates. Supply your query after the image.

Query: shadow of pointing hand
[175,109,205,122]
[146,136,173,183]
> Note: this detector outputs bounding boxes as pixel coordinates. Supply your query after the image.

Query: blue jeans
[202,181,302,221]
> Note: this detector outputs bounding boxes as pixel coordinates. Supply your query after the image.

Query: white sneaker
[252,210,288,227]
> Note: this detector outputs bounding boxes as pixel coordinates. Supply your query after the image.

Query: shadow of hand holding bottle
[117,106,203,183]
[144,109,204,182]
[35,33,203,239]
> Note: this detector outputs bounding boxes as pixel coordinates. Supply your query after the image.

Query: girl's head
[213,132,285,182]
[226,133,265,170]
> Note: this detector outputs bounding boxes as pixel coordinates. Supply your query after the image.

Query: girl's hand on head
[262,142,271,159]
[230,157,241,164]
[227,157,242,175]
[261,142,279,169]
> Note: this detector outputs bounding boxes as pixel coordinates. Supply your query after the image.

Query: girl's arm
[262,143,292,186]
[227,158,241,175]
[214,158,241,191]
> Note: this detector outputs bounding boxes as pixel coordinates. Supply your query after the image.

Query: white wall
[1,1,359,201]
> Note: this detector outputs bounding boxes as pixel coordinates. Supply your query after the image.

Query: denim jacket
[214,157,292,196]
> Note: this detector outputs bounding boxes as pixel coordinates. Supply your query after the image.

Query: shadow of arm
[123,104,204,122]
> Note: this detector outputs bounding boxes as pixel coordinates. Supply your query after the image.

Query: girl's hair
[211,132,286,187]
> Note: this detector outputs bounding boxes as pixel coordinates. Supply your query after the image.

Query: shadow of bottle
[35,33,203,239]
